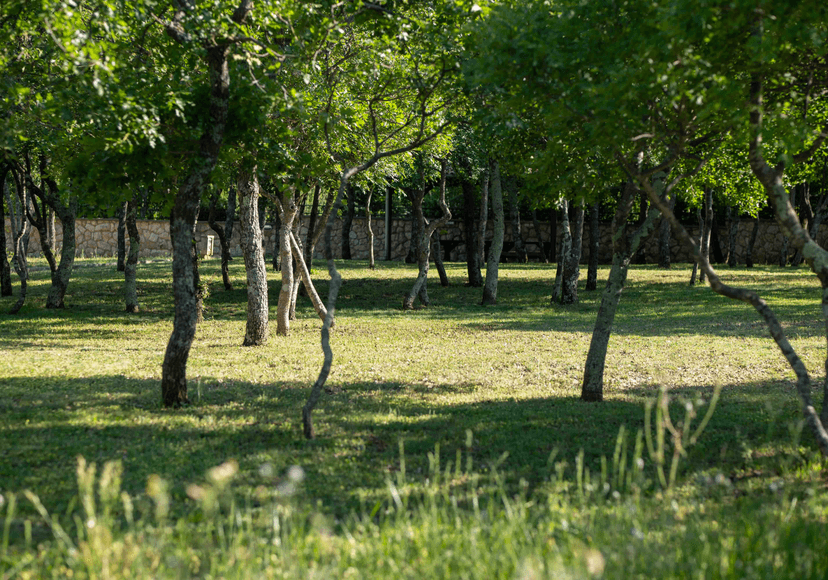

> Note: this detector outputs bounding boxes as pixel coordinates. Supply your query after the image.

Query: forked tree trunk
[207,190,233,291]
[560,202,585,304]
[481,161,504,305]
[39,179,76,309]
[238,167,269,345]
[124,196,141,313]
[585,201,600,291]
[276,196,298,335]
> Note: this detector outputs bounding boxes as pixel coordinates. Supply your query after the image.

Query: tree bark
[585,201,600,291]
[276,194,297,335]
[433,232,449,286]
[481,161,504,305]
[699,188,713,284]
[117,201,127,272]
[8,169,29,315]
[271,209,281,271]
[238,167,269,345]
[552,200,571,303]
[462,178,483,286]
[477,169,489,267]
[508,178,528,262]
[289,231,327,323]
[124,196,141,313]
[161,42,233,408]
[581,177,660,401]
[207,189,233,291]
[690,207,703,285]
[560,202,585,304]
[0,166,13,297]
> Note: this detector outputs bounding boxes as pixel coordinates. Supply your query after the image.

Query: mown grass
[1,256,828,578]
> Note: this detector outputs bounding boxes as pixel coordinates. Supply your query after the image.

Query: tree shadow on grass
[1,373,815,540]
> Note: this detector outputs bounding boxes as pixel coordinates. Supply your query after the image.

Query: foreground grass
[1,257,828,577]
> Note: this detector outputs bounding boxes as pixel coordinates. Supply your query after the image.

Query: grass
[2,256,828,578]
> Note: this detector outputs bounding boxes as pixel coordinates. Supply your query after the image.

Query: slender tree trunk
[117,201,127,272]
[207,190,233,291]
[225,186,236,261]
[433,232,449,286]
[560,202,585,304]
[8,171,29,315]
[699,188,713,284]
[305,182,321,265]
[690,207,703,285]
[552,200,571,303]
[289,231,327,323]
[509,179,528,262]
[532,209,549,264]
[657,192,675,269]
[586,201,600,291]
[745,217,760,268]
[462,178,483,286]
[276,195,297,335]
[271,209,281,271]
[310,186,336,262]
[727,207,740,267]
[238,167,269,345]
[477,170,489,267]
[0,166,13,297]
[581,173,660,402]
[341,186,355,260]
[124,196,141,313]
[482,161,504,305]
[161,43,232,408]
[366,187,375,269]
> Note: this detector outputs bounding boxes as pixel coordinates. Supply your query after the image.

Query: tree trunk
[462,178,483,286]
[404,160,451,309]
[225,186,236,260]
[508,178,528,262]
[481,161,504,305]
[552,200,571,304]
[477,170,489,267]
[710,210,725,264]
[8,170,29,315]
[699,188,713,284]
[207,190,233,291]
[657,192,675,269]
[341,186,355,260]
[238,167,269,346]
[433,232,449,287]
[532,209,549,264]
[117,201,127,272]
[560,202,585,304]
[161,43,232,408]
[727,206,740,267]
[366,187,375,269]
[745,217,760,268]
[305,182,321,265]
[39,180,76,309]
[276,195,298,335]
[289,231,327,323]
[271,209,281,271]
[690,207,703,285]
[0,166,13,297]
[581,176,660,401]
[791,183,809,266]
[124,196,141,313]
[585,201,600,291]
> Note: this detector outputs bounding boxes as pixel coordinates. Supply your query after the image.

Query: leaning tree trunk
[124,196,141,313]
[238,167,269,346]
[531,209,549,264]
[745,217,760,268]
[581,175,660,402]
[0,166,13,297]
[560,202,585,304]
[289,231,327,323]
[552,200,571,303]
[657,191,675,269]
[585,201,600,291]
[508,179,528,262]
[477,169,489,267]
[117,201,127,272]
[462,178,483,286]
[727,206,740,267]
[207,190,233,291]
[481,161,504,305]
[161,43,232,408]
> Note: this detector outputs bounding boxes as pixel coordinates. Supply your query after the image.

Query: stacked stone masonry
[4,216,825,265]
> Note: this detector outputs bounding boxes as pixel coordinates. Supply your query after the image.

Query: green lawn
[1,257,827,578]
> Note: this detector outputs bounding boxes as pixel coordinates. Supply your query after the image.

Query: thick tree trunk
[727,207,740,267]
[560,202,585,304]
[532,209,549,264]
[481,161,504,305]
[117,201,127,272]
[341,186,355,260]
[586,202,600,291]
[124,196,140,313]
[0,166,13,297]
[508,179,528,262]
[161,42,232,408]
[552,200,571,303]
[366,188,375,269]
[477,170,489,267]
[238,167,268,345]
[276,196,297,335]
[207,190,233,291]
[657,192,675,269]
[581,177,659,401]
[745,217,760,268]
[462,178,483,286]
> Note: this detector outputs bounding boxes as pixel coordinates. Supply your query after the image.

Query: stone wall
[4,215,826,265]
